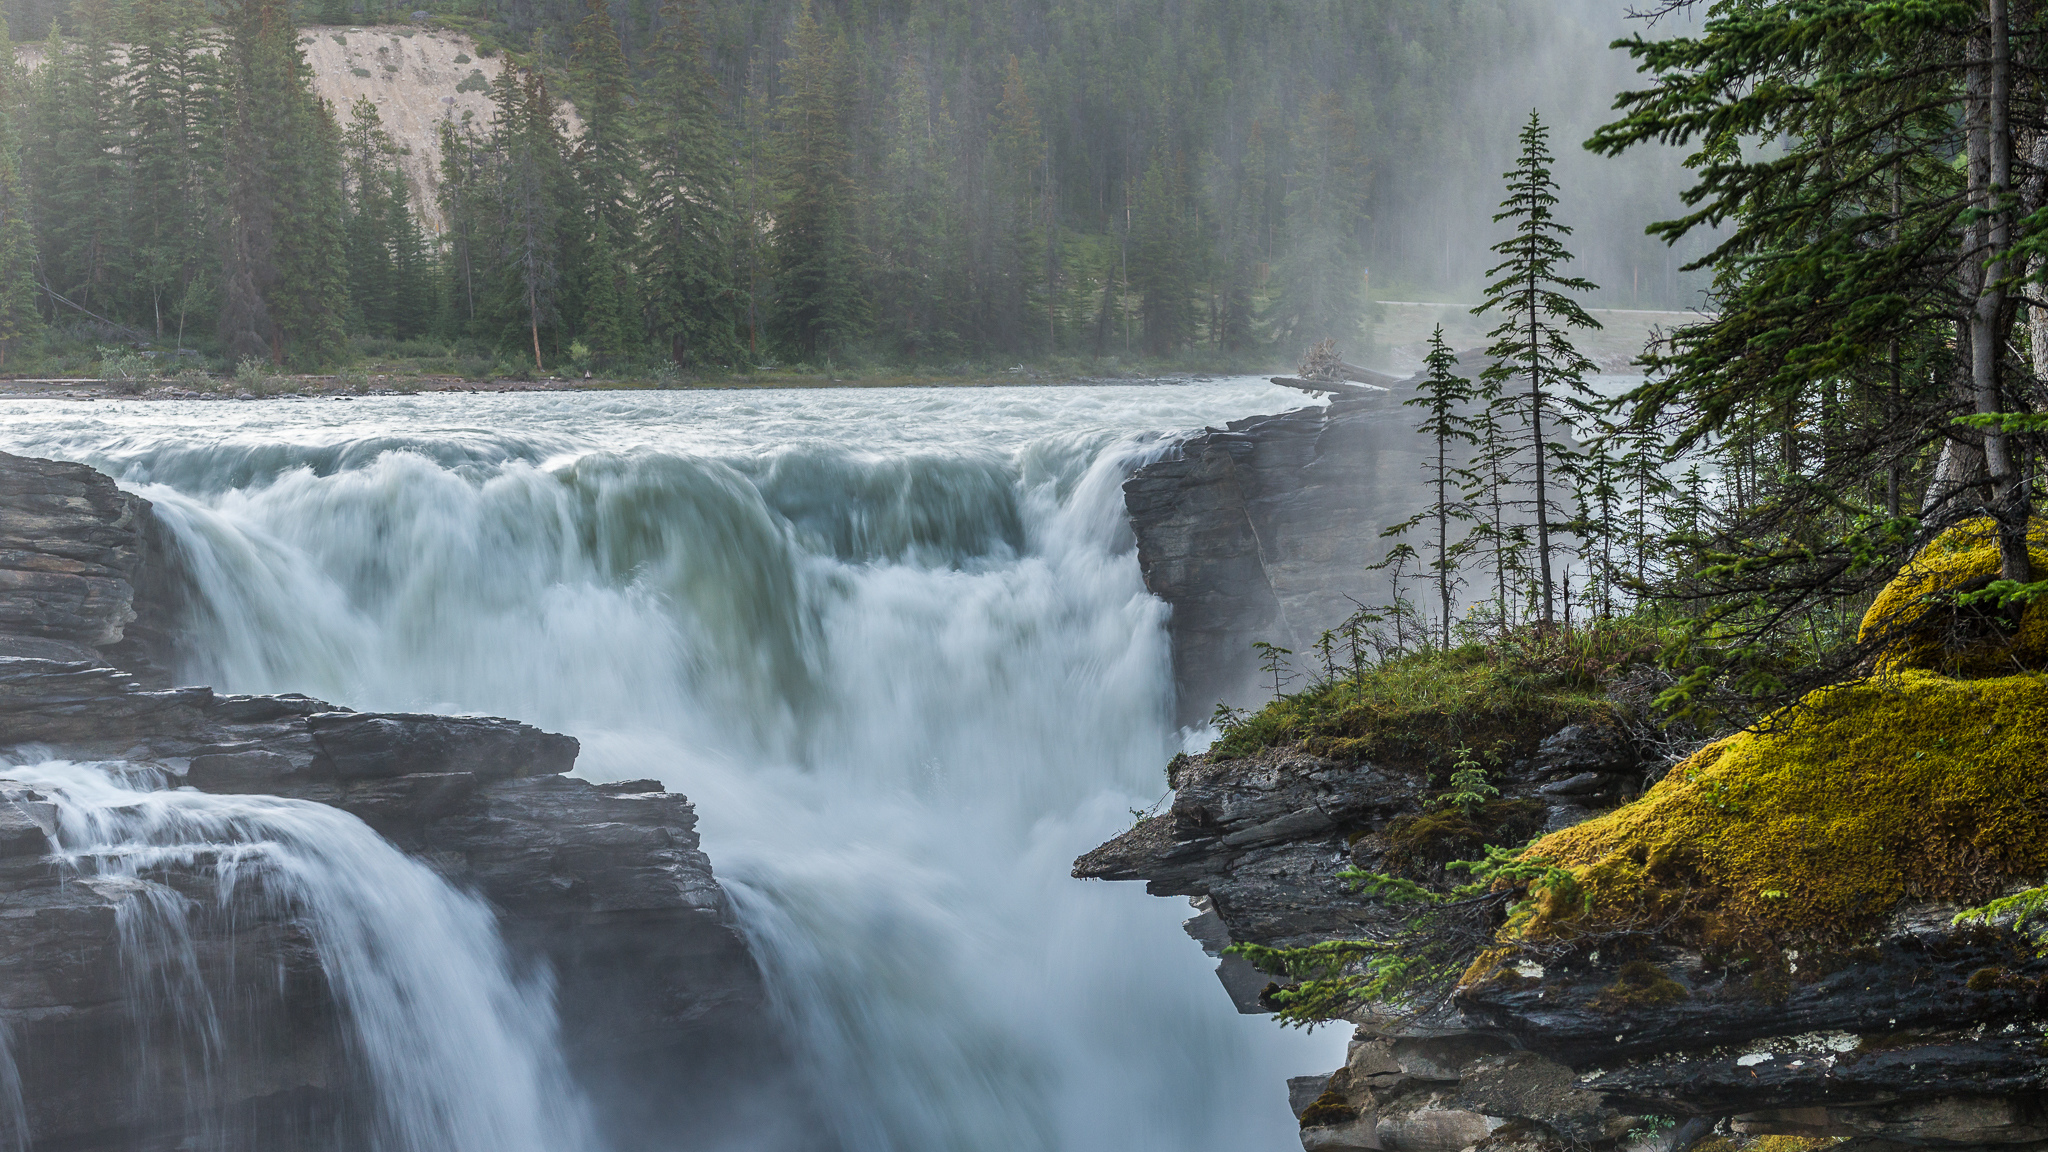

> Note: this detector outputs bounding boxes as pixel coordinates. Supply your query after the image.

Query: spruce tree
[567,0,638,358]
[1277,92,1367,352]
[0,15,38,364]
[127,0,218,343]
[490,66,574,369]
[1129,151,1193,355]
[217,0,347,366]
[1384,327,1477,648]
[769,0,866,360]
[33,0,130,316]
[1473,111,1601,627]
[636,0,743,366]
[869,54,959,359]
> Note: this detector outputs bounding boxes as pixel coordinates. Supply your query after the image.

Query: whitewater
[0,380,1347,1151]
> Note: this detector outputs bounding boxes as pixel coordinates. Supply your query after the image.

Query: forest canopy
[0,0,1706,372]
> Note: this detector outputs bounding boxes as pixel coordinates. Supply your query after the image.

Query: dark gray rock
[1124,393,1427,725]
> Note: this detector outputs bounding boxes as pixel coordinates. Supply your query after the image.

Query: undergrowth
[1212,618,1665,771]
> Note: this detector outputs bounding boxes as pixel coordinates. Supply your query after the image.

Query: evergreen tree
[32,0,130,316]
[0,15,38,364]
[1589,0,2048,702]
[1384,327,1477,648]
[1276,92,1367,352]
[217,0,348,365]
[567,0,638,356]
[1473,111,1601,626]
[342,97,400,335]
[491,65,575,369]
[1129,151,1193,355]
[769,0,866,360]
[868,53,958,360]
[636,0,743,366]
[127,0,218,344]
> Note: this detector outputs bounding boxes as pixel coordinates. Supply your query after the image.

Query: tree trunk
[1971,0,2031,585]
[1528,285,1554,625]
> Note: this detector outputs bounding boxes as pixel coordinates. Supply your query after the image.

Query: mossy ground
[1509,530,2048,952]
[1858,519,2048,676]
[1213,620,1662,771]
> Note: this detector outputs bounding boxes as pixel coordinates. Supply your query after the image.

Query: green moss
[1595,960,1690,1009]
[1511,666,2048,950]
[1860,519,2048,676]
[1383,798,1544,874]
[1298,1088,1358,1129]
[1213,620,1659,768]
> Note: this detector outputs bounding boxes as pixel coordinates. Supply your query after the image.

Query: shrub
[96,346,155,393]
[452,51,470,63]
[455,68,487,93]
[352,67,372,77]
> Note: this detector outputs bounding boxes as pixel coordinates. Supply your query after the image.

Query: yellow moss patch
[1743,1137,1841,1152]
[1859,519,2048,675]
[1512,669,2048,948]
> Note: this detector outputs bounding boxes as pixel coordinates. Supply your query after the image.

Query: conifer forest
[0,0,1699,376]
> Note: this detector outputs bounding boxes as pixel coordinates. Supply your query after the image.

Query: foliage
[1473,111,1601,627]
[1212,618,1662,769]
[1229,842,1583,1026]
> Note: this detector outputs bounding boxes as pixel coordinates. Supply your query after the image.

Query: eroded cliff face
[1124,388,1432,726]
[0,451,791,1152]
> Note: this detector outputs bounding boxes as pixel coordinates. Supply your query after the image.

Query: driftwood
[1269,376,1388,401]
[1296,338,1405,388]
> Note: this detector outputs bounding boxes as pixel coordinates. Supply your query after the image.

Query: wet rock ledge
[0,451,781,1152]
[1079,705,2048,1152]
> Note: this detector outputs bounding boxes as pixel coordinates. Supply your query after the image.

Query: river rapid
[0,380,1346,1151]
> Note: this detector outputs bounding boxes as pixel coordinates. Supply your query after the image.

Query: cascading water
[0,756,596,1152]
[0,381,1348,1151]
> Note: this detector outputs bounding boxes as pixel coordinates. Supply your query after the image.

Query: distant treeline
[4,0,1687,370]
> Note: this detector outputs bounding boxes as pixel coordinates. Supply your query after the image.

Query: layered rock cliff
[0,451,786,1151]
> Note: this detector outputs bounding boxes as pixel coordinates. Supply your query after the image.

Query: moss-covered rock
[1859,519,2048,675]
[1510,667,2048,949]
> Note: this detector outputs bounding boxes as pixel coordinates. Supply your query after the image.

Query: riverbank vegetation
[1219,2,2048,1025]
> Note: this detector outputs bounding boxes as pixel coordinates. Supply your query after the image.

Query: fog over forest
[4,0,1707,374]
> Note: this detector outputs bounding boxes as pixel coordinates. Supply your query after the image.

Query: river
[0,379,1347,1152]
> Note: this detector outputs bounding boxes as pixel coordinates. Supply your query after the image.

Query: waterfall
[0,383,1347,1151]
[1,758,597,1152]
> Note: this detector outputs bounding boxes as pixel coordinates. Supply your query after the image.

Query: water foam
[0,382,1346,1151]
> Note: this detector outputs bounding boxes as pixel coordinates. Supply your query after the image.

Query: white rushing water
[0,756,596,1152]
[0,380,1348,1151]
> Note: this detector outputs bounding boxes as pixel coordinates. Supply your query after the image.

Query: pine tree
[1276,92,1367,352]
[869,54,958,360]
[33,0,130,315]
[637,0,743,366]
[1473,111,1601,627]
[127,0,218,344]
[1129,151,1193,355]
[769,0,866,360]
[1384,327,1477,648]
[0,15,39,364]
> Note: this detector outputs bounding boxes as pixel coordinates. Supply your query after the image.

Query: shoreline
[0,369,1284,400]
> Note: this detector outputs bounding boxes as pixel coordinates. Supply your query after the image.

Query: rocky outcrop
[0,449,788,1151]
[1126,361,1533,727]
[1125,390,1428,724]
[1080,714,2048,1152]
